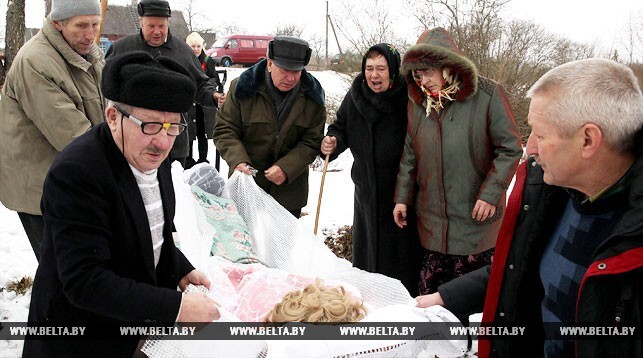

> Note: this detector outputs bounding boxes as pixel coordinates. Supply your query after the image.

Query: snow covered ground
[0,205,37,356]
[0,145,356,357]
[0,68,356,357]
[0,67,498,357]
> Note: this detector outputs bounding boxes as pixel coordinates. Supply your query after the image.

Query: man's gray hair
[106,100,133,114]
[527,58,643,152]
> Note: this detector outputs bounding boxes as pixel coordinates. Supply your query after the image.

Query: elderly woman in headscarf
[393,28,522,295]
[321,43,422,295]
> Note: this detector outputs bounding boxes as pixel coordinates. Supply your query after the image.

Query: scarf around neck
[265,67,301,131]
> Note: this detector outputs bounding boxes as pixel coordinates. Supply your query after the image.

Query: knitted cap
[361,43,401,82]
[49,0,100,21]
[102,51,196,113]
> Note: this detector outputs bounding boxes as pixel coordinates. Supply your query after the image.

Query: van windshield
[212,38,229,48]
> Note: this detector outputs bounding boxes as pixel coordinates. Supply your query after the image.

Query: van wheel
[221,58,232,67]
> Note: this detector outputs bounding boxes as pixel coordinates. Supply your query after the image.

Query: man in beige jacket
[0,0,105,262]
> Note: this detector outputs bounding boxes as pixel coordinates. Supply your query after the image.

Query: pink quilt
[206,259,362,322]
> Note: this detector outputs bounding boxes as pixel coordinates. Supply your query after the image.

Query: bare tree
[490,20,559,140]
[494,26,594,140]
[3,0,25,73]
[176,0,219,33]
[403,0,441,30]
[332,0,408,56]
[272,23,304,37]
[180,0,198,32]
[0,2,5,85]
[621,12,643,65]
[44,0,52,15]
[216,23,246,37]
[0,1,6,43]
[405,0,509,75]
[308,34,324,65]
[399,0,603,140]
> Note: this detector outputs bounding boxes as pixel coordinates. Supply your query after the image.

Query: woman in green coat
[393,28,522,295]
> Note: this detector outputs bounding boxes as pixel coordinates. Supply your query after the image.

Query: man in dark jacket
[105,0,223,167]
[23,52,220,357]
[213,36,326,218]
[417,58,643,357]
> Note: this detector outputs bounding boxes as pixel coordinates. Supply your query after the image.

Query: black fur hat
[137,0,171,17]
[268,36,312,71]
[361,43,401,83]
[102,51,195,113]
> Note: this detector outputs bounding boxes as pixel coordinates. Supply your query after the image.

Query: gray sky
[16,0,643,56]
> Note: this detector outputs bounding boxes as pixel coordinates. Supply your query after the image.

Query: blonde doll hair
[265,278,367,323]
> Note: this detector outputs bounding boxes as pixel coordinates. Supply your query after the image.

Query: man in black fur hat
[213,36,326,218]
[24,52,220,358]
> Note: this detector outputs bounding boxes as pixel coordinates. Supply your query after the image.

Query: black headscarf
[360,43,402,85]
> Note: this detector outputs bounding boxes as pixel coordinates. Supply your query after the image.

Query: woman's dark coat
[395,28,522,255]
[187,51,222,141]
[326,74,423,294]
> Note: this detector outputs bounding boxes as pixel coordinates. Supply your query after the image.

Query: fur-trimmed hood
[401,28,478,106]
[234,59,325,107]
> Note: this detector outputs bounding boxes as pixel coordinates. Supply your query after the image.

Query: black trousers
[18,212,44,263]
[288,208,302,219]
[186,105,209,169]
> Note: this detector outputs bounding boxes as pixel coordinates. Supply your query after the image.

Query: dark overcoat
[213,60,326,211]
[24,123,194,357]
[395,28,522,255]
[327,74,423,294]
[188,51,222,140]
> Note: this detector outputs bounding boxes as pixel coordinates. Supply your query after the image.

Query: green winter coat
[394,28,522,255]
[213,60,326,211]
[0,20,105,215]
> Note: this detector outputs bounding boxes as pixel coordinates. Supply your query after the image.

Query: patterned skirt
[418,248,494,295]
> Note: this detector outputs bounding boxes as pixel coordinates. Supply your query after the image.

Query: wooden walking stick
[313,154,330,235]
[95,0,108,45]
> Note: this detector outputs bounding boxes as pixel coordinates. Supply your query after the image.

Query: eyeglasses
[114,105,186,136]
[413,67,440,81]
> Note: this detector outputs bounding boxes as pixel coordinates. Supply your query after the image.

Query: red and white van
[205,35,273,67]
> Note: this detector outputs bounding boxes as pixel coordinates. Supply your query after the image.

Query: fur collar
[401,28,478,106]
[234,59,325,107]
[350,73,407,120]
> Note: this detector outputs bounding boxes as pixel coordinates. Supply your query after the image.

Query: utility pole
[327,14,342,57]
[325,1,329,67]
